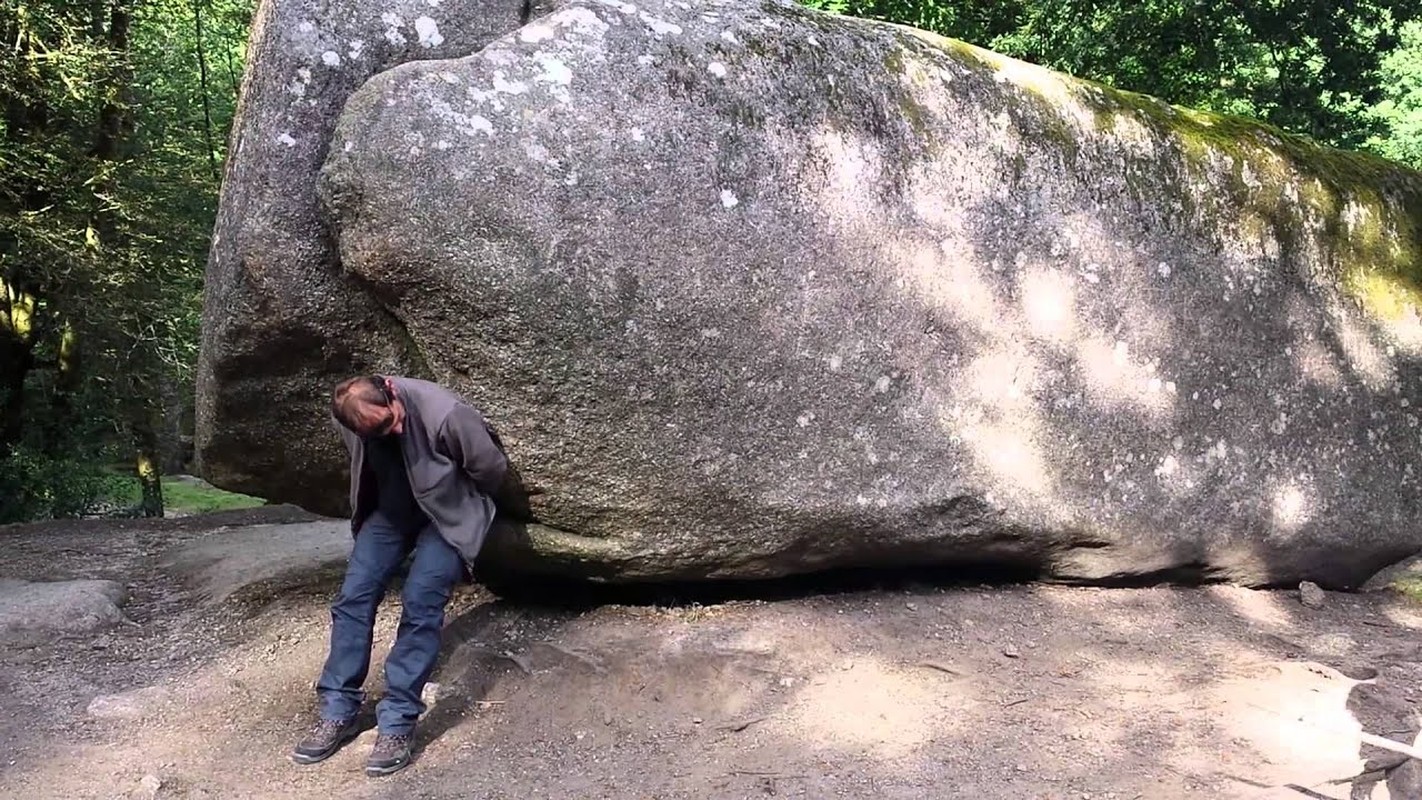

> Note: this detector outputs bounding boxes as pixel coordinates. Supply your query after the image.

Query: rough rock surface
[160,520,352,604]
[0,578,129,639]
[209,0,1422,587]
[195,0,556,502]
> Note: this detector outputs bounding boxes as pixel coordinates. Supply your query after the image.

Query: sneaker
[291,717,358,764]
[365,732,413,776]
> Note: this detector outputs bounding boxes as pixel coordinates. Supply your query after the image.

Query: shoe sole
[365,756,411,777]
[291,729,358,765]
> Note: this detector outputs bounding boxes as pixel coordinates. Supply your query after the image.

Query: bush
[0,447,132,524]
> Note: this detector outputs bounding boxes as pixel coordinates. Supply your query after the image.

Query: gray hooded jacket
[337,376,508,565]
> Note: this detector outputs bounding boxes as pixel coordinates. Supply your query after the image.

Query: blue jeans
[315,512,465,734]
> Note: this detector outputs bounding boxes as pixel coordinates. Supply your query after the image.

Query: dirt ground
[2,509,1422,800]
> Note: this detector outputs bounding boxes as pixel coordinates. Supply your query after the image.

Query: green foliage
[1366,20,1422,168]
[801,0,1421,159]
[1,0,254,521]
[0,446,130,524]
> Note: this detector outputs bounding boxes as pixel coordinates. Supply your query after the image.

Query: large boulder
[207,0,1422,588]
[195,0,555,503]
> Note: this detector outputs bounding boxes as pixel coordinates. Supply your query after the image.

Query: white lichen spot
[806,34,819,46]
[1269,412,1289,435]
[438,72,460,84]
[436,140,450,150]
[701,328,721,338]
[1165,381,1177,394]
[277,133,297,147]
[720,29,739,44]
[564,171,579,186]
[828,354,842,371]
[348,39,365,59]
[298,21,315,32]
[637,54,656,66]
[415,16,443,47]
[343,141,353,152]
[719,189,738,208]
[533,54,573,85]
[797,412,815,428]
[639,11,682,35]
[520,23,556,42]
[1154,455,1178,478]
[381,12,407,44]
[1157,262,1171,278]
[1147,378,1162,393]
[493,73,528,94]
[875,376,891,393]
[321,50,342,67]
[1212,398,1222,410]
[629,127,645,142]
[708,61,727,77]
[466,115,494,136]
[551,7,611,35]
[426,0,442,6]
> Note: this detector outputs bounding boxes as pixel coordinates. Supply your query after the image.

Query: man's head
[331,375,406,437]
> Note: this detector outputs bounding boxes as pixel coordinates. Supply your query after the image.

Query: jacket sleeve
[441,403,509,495]
[333,415,358,454]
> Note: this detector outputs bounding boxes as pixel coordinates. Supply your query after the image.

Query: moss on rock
[862,18,1422,330]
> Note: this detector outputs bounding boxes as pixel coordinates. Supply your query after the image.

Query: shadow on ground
[1,510,1420,800]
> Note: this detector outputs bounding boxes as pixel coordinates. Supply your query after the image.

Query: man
[291,375,509,776]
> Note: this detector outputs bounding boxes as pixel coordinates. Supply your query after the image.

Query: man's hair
[331,375,391,432]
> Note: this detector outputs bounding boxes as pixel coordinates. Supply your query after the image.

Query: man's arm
[441,404,509,495]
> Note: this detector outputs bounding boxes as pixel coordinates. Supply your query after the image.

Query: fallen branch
[718,714,770,733]
[916,660,962,676]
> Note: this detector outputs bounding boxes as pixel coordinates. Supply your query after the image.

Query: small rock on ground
[1300,581,1326,609]
[0,578,129,639]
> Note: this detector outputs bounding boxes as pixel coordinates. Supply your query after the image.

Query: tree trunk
[135,425,163,517]
[93,0,134,163]
[0,280,36,453]
[190,0,219,180]
[0,338,31,453]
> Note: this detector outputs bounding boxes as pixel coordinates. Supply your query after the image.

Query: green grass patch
[1389,575,1422,604]
[115,475,266,515]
